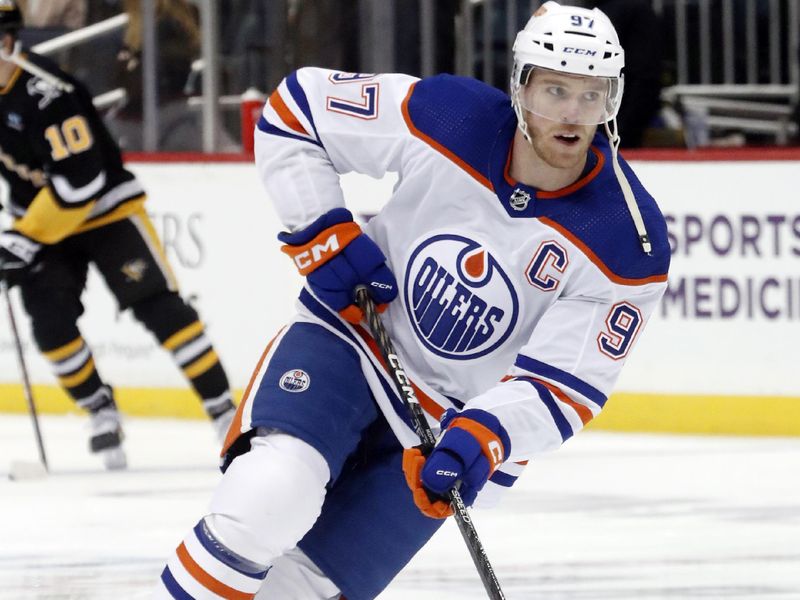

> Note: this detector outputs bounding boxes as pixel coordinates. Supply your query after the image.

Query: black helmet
[0,1,22,34]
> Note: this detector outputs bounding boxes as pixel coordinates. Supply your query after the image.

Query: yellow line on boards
[1,385,799,436]
[588,392,800,436]
[0,384,241,419]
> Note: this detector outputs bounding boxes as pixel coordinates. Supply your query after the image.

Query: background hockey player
[155,3,670,598]
[0,0,236,470]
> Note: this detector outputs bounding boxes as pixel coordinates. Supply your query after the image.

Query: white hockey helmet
[511,2,625,134]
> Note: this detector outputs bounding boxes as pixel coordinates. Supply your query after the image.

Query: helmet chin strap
[604,117,652,254]
[0,40,74,92]
[512,92,653,255]
[511,87,533,145]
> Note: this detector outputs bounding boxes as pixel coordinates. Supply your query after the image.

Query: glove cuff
[445,409,511,474]
[277,207,354,245]
[280,221,362,276]
[0,230,41,264]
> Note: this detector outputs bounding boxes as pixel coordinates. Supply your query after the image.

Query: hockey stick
[355,287,506,599]
[0,41,74,92]
[1,280,49,480]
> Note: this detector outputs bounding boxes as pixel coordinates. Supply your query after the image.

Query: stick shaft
[0,42,74,92]
[355,288,505,599]
[2,281,49,470]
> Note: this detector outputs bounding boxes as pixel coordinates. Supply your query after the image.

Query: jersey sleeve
[254,68,418,231]
[12,186,94,244]
[33,81,108,204]
[17,79,107,243]
[466,277,667,462]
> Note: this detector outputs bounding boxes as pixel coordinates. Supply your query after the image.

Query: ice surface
[2,414,799,599]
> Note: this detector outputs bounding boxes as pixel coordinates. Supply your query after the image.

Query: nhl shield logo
[279,369,311,393]
[509,188,531,211]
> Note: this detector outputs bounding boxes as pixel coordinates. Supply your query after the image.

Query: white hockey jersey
[253,68,670,491]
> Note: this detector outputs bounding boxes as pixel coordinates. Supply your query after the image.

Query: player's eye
[546,86,567,98]
[582,91,601,103]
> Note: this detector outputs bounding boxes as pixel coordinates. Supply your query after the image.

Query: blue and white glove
[403,408,511,519]
[279,208,397,323]
[0,230,40,285]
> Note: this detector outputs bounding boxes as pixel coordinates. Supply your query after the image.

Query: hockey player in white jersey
[154,3,669,598]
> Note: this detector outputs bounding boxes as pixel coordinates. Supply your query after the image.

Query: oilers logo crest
[279,369,311,392]
[404,234,519,360]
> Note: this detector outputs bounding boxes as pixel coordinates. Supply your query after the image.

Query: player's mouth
[553,133,581,146]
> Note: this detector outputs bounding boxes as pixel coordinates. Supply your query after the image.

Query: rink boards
[1,153,799,435]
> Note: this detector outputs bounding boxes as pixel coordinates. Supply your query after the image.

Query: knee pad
[129,291,198,342]
[208,433,331,565]
[160,516,270,599]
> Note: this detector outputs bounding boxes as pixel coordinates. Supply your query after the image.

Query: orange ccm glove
[279,208,397,323]
[403,408,510,519]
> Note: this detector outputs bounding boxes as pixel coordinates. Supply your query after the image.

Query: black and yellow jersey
[0,51,145,244]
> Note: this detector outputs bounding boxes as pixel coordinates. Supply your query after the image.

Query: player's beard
[529,119,596,170]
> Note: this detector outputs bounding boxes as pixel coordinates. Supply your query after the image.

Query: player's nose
[559,97,583,124]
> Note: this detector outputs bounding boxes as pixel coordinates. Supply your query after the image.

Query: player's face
[519,70,606,169]
[524,107,598,170]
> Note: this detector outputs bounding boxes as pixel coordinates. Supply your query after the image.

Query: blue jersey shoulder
[537,135,671,282]
[405,74,514,181]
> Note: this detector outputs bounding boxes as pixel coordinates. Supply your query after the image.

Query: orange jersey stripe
[269,90,310,136]
[502,374,593,425]
[221,328,284,456]
[538,216,668,286]
[502,143,604,197]
[401,83,494,192]
[176,542,255,600]
[536,147,605,199]
[533,377,595,425]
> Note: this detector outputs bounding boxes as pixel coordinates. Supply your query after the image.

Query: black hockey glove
[0,230,40,285]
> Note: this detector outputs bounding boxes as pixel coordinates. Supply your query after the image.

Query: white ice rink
[2,413,799,600]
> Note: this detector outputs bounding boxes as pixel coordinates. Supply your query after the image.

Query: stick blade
[8,460,48,481]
